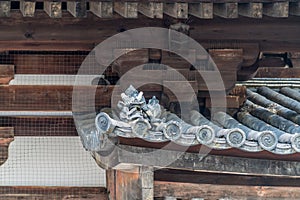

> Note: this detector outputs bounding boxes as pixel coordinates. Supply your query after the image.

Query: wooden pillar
[138,2,163,19]
[263,2,289,18]
[106,166,154,200]
[164,3,188,19]
[114,2,138,18]
[67,0,87,18]
[189,3,213,19]
[90,1,113,18]
[0,65,14,85]
[0,1,10,17]
[214,3,238,18]
[20,0,36,17]
[44,1,62,18]
[239,3,263,18]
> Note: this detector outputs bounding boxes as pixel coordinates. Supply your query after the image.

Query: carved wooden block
[214,3,238,18]
[138,2,163,19]
[164,3,188,19]
[263,2,289,18]
[20,0,36,17]
[0,1,10,17]
[239,3,263,18]
[90,1,113,18]
[67,1,87,18]
[114,2,138,18]
[44,1,62,18]
[189,3,213,19]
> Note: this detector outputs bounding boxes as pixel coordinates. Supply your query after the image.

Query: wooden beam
[20,0,36,17]
[138,2,163,19]
[0,1,10,17]
[0,85,115,111]
[44,1,62,18]
[114,2,138,18]
[0,127,14,166]
[189,3,213,19]
[239,3,263,18]
[67,0,87,18]
[90,1,113,18]
[263,2,289,18]
[154,181,300,199]
[164,3,188,19]
[255,67,300,78]
[0,65,14,85]
[290,2,300,16]
[0,186,108,200]
[214,3,238,18]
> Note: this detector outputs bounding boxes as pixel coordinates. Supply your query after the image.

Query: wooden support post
[290,2,300,16]
[114,2,138,18]
[189,3,213,19]
[106,166,154,200]
[0,65,14,85]
[44,1,62,18]
[263,2,289,18]
[138,2,163,19]
[67,0,87,18]
[214,3,238,18]
[90,1,113,18]
[164,3,188,19]
[239,3,263,18]
[20,0,36,17]
[0,1,10,17]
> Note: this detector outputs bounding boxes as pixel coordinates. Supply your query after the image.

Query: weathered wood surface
[0,186,108,200]
[90,1,113,18]
[214,3,238,18]
[164,3,188,19]
[0,127,14,166]
[263,2,289,17]
[20,0,36,17]
[94,144,300,176]
[154,181,300,199]
[44,1,62,18]
[0,85,115,111]
[189,3,213,19]
[106,167,154,200]
[0,117,77,136]
[0,1,10,17]
[138,2,163,19]
[0,65,14,85]
[67,0,87,18]
[114,2,138,18]
[239,3,263,18]
[255,67,300,78]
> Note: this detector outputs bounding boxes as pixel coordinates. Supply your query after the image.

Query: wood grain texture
[0,65,14,84]
[154,181,300,199]
[0,186,108,200]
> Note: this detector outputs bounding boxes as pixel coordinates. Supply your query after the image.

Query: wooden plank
[255,67,300,78]
[189,3,213,19]
[0,65,14,85]
[155,168,300,186]
[239,3,263,18]
[263,2,289,18]
[154,181,300,199]
[138,2,163,19]
[0,186,108,200]
[0,117,77,136]
[67,0,87,18]
[0,127,14,166]
[20,0,36,17]
[290,2,300,16]
[164,3,188,19]
[114,2,138,18]
[0,1,10,17]
[205,95,241,108]
[44,1,62,18]
[90,1,113,18]
[0,85,115,111]
[214,3,238,18]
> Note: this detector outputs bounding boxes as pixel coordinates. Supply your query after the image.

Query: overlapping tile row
[76,85,300,155]
[1,1,300,19]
